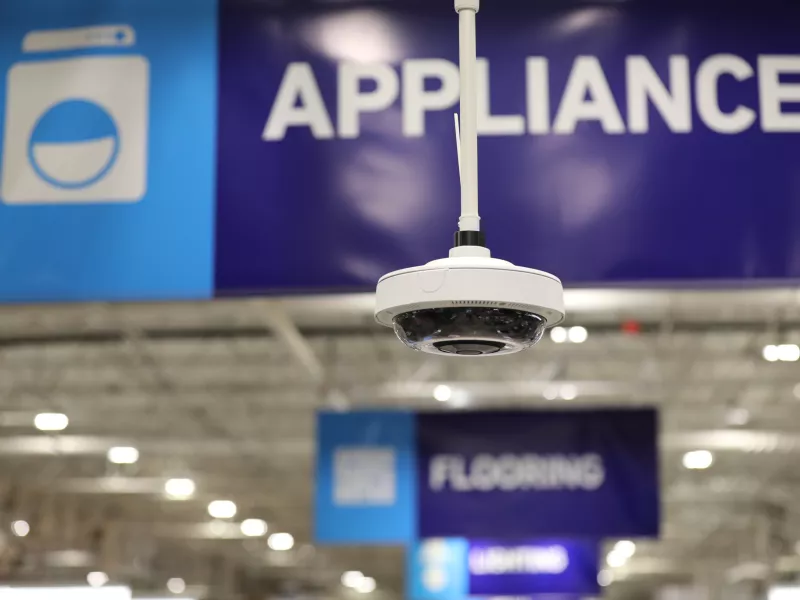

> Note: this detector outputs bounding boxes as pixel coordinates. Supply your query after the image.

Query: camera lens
[392,307,547,355]
[434,340,506,356]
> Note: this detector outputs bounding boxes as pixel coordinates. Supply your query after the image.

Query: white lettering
[428,455,451,492]
[402,59,460,137]
[469,546,569,575]
[696,54,756,134]
[338,63,400,138]
[553,56,625,134]
[428,453,606,492]
[758,55,800,132]
[262,54,800,141]
[263,62,334,141]
[526,57,550,134]
[626,55,691,133]
[477,58,525,135]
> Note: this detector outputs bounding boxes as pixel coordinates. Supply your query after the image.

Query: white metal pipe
[456,1,480,232]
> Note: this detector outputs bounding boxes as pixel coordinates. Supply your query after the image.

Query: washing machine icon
[0,25,149,204]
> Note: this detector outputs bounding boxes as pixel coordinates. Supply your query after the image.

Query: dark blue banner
[217,0,800,293]
[417,410,659,539]
[315,409,659,544]
[407,538,600,599]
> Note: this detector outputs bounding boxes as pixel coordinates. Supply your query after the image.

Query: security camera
[375,239,564,357]
[374,0,565,356]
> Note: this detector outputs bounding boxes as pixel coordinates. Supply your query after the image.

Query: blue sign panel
[315,409,658,544]
[408,538,599,599]
[315,411,417,544]
[0,0,217,302]
[417,410,659,539]
[216,1,800,294]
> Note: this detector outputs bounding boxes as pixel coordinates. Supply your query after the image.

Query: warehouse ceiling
[0,288,799,600]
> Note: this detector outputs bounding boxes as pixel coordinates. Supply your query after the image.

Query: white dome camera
[374,0,565,356]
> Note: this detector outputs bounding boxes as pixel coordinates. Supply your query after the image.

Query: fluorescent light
[763,345,780,362]
[107,446,139,465]
[87,572,109,588]
[166,578,186,595]
[606,550,627,568]
[778,344,800,362]
[550,327,567,343]
[34,412,68,431]
[341,571,364,588]
[613,540,636,559]
[568,326,588,343]
[683,450,713,470]
[433,385,452,402]
[240,518,268,537]
[268,532,294,551]
[164,478,195,500]
[356,577,376,594]
[11,520,29,537]
[597,569,613,587]
[207,500,237,519]
[559,384,578,401]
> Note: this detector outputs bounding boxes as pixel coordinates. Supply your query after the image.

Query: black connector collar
[453,229,486,248]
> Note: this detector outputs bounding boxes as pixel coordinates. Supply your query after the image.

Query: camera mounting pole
[453,0,487,253]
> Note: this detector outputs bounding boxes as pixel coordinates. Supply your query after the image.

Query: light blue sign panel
[407,538,470,600]
[315,411,417,544]
[0,0,217,302]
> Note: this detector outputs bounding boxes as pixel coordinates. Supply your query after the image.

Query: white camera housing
[375,252,565,356]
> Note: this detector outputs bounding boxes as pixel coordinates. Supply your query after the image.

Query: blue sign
[315,409,659,544]
[0,0,217,302]
[5,1,800,302]
[407,538,600,599]
[417,410,659,539]
[216,1,800,294]
[315,411,417,544]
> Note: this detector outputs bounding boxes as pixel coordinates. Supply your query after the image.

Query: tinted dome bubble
[28,99,119,189]
[393,307,547,354]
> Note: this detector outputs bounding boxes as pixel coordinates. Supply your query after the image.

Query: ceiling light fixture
[559,384,578,401]
[606,550,627,568]
[543,386,559,400]
[568,326,588,343]
[597,569,613,587]
[763,344,799,362]
[683,450,713,470]
[550,327,567,343]
[87,572,109,588]
[34,412,68,431]
[164,478,195,500]
[433,385,452,402]
[356,577,376,594]
[268,532,294,551]
[613,540,636,559]
[166,578,186,595]
[11,520,29,537]
[778,344,800,362]
[240,518,268,537]
[341,571,365,588]
[107,446,139,465]
[207,500,237,519]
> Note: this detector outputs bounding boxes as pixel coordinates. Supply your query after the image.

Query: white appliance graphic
[1,25,149,204]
